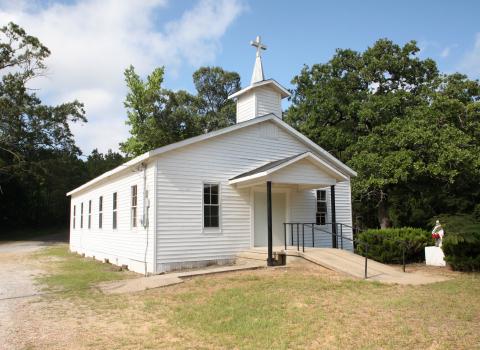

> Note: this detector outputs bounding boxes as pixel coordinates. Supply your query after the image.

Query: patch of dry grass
[15,245,480,349]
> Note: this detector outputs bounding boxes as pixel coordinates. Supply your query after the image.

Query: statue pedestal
[425,246,446,267]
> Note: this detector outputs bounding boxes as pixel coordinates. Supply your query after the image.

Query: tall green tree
[0,22,86,230]
[193,66,240,131]
[286,39,480,228]
[120,66,241,157]
[86,149,125,179]
[120,65,200,157]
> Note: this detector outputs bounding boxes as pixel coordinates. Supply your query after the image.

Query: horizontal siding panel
[155,120,313,266]
[155,120,354,268]
[272,159,336,185]
[289,182,354,250]
[237,92,255,123]
[69,163,156,274]
[256,87,281,118]
[156,122,354,269]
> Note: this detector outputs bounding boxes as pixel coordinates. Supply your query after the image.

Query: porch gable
[228,152,348,189]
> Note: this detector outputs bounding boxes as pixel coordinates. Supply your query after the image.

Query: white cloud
[439,44,458,59]
[0,0,245,154]
[440,46,451,58]
[459,33,480,79]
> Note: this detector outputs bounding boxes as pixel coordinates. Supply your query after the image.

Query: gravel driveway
[0,235,64,349]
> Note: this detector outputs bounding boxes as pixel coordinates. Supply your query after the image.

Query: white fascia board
[67,113,356,196]
[228,152,347,186]
[147,114,273,158]
[228,80,290,100]
[270,118,358,177]
[67,115,275,196]
[66,152,150,196]
[229,172,269,185]
[299,152,349,181]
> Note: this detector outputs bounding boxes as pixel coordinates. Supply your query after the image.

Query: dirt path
[0,237,62,350]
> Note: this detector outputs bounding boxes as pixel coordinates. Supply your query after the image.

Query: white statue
[431,220,444,247]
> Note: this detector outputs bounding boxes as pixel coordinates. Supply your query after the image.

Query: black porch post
[267,181,274,266]
[330,185,337,248]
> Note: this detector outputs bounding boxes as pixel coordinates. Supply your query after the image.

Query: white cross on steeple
[250,35,266,84]
[250,35,267,57]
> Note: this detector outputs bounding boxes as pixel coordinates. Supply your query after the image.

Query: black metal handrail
[323,222,364,249]
[283,222,411,277]
[307,223,370,279]
[355,232,411,273]
[284,222,370,278]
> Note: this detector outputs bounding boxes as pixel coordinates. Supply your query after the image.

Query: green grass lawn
[31,245,480,349]
[35,245,136,295]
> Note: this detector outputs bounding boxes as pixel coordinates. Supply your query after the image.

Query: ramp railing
[283,222,369,279]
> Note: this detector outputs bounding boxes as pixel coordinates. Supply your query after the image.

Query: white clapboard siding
[256,86,282,118]
[236,91,255,123]
[69,162,156,274]
[236,86,282,123]
[272,159,336,186]
[289,182,354,251]
[334,180,354,251]
[154,119,354,271]
[155,120,311,271]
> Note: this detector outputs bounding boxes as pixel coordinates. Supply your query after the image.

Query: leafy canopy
[120,66,240,157]
[0,22,86,229]
[286,39,480,228]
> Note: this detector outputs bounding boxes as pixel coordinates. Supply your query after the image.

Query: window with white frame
[88,200,92,229]
[73,205,76,229]
[112,192,118,229]
[203,183,219,228]
[98,196,103,229]
[80,202,84,228]
[316,190,327,225]
[131,185,137,228]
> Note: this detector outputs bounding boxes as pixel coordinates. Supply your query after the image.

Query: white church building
[67,37,357,274]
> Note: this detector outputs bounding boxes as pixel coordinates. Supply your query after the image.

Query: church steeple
[250,36,266,84]
[228,35,290,124]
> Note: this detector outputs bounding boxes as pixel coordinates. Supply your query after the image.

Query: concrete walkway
[99,246,449,294]
[98,259,265,294]
[239,247,449,285]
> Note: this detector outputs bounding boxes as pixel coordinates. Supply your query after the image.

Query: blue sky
[167,0,480,92]
[1,0,479,154]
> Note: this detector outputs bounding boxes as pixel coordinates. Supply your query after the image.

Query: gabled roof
[67,114,356,196]
[229,152,348,185]
[228,79,290,100]
[230,153,307,180]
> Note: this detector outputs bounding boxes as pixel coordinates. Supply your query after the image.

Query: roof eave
[269,118,357,178]
[67,113,356,197]
[66,115,277,197]
[229,151,348,185]
[228,79,290,100]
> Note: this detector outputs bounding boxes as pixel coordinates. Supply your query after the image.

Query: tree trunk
[378,199,392,229]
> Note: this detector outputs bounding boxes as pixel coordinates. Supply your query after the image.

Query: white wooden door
[254,192,286,247]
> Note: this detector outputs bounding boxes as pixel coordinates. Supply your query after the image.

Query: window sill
[202,228,222,235]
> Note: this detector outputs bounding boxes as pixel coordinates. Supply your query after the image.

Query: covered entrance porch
[229,152,349,266]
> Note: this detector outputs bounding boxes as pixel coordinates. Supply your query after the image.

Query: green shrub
[355,227,432,264]
[432,214,480,271]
